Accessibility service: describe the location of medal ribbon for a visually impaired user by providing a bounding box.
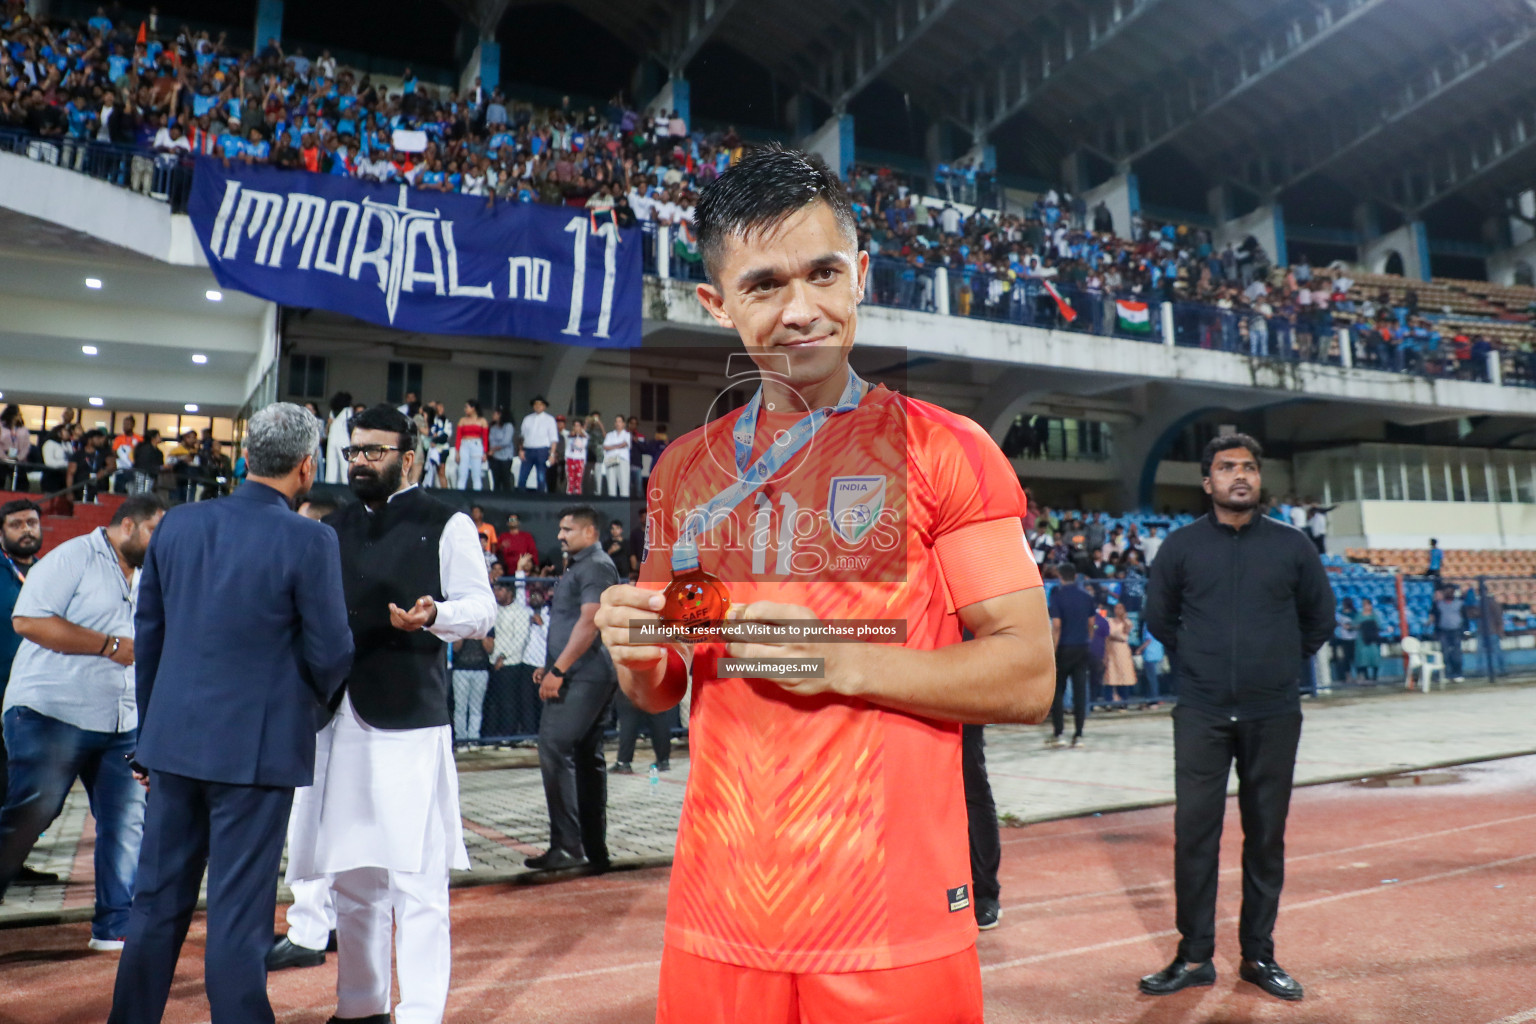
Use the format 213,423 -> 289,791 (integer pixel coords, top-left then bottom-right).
671,367 -> 865,572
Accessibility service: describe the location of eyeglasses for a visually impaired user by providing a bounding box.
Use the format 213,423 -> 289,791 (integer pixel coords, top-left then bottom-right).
341,444 -> 402,463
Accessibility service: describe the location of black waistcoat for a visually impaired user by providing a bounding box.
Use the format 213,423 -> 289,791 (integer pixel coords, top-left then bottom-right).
326,488 -> 457,729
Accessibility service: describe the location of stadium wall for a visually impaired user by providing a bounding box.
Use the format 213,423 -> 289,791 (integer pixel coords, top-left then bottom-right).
1328,500 -> 1536,552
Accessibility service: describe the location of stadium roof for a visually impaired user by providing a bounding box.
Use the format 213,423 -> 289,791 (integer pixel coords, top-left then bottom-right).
496,0 -> 1536,214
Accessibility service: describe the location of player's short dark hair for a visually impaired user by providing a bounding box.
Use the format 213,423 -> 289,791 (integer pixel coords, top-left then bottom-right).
351,403 -> 418,453
559,504 -> 600,532
115,493 -> 166,527
1200,433 -> 1263,478
0,498 -> 42,524
695,144 -> 856,283
1057,563 -> 1078,582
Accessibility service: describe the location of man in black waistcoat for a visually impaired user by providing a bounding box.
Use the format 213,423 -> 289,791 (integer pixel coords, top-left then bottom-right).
525,505 -> 620,872
283,404 -> 495,1024
1139,434 -> 1334,1003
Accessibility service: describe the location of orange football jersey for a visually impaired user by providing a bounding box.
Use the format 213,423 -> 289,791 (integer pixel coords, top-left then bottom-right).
640,382 -> 1041,973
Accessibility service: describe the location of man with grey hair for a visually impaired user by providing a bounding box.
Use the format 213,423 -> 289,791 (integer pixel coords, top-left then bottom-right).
108,402 -> 353,1024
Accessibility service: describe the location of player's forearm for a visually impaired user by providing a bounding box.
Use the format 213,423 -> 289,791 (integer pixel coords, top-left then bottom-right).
848,632 -> 1056,725
617,645 -> 689,713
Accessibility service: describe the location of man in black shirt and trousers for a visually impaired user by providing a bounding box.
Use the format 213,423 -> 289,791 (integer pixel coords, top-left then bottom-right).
1139,434 -> 1333,1002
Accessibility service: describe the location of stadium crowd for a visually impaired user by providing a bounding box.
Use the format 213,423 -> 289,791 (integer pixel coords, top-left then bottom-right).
3,1 -> 1533,384
847,164 -> 1536,383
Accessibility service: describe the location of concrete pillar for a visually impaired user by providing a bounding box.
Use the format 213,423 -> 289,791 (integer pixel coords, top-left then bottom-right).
970,370 -> 1046,444
925,122 -> 954,179
1206,183 -> 1235,224
786,92 -> 816,142
959,140 -> 997,173
1209,197 -> 1288,269
1081,171 -> 1140,241
1486,236 -> 1536,286
253,0 -> 282,54
536,345 -> 594,421
1353,200 -> 1382,242
1060,150 -> 1089,195
1488,349 -> 1503,387
632,61 -> 663,113
646,76 -> 690,132
459,34 -> 500,97
1161,301 -> 1175,347
803,112 -> 855,180
657,225 -> 671,280
1360,221 -> 1431,281
1338,326 -> 1353,369
932,266 -> 949,316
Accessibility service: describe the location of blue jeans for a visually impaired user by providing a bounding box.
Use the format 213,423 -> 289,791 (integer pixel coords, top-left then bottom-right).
519,447 -> 550,491
0,706 -> 145,940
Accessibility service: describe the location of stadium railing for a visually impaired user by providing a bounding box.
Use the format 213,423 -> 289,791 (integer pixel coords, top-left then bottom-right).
0,127 -> 194,210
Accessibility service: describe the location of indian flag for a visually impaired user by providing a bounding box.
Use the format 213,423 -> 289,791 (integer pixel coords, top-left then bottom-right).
1116,299 -> 1151,333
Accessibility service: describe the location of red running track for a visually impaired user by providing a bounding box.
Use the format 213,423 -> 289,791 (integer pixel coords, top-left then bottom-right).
3,755 -> 1534,1024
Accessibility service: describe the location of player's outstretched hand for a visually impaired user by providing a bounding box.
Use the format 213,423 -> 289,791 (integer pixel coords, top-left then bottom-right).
596,585 -> 670,675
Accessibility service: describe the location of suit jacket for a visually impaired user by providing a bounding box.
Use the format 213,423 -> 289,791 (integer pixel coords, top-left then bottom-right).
134,481 -> 353,787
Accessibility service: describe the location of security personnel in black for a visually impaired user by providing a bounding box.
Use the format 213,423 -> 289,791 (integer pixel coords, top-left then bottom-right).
1140,434 -> 1334,1002
526,504 -> 620,872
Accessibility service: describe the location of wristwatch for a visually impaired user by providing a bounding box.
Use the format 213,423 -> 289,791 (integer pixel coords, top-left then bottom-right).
547,665 -> 566,679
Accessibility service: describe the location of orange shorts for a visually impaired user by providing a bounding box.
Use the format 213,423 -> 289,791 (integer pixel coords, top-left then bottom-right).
655,944 -> 985,1024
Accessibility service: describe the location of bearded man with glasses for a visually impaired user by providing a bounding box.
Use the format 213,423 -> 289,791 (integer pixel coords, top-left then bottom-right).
283,404 -> 495,1024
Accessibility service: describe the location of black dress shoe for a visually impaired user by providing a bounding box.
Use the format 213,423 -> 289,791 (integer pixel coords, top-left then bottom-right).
267,936 -> 326,970
974,897 -> 1001,931
325,1015 -> 391,1024
1240,959 -> 1304,1001
608,762 -> 633,774
524,848 -> 586,871
13,865 -> 60,885
1139,958 -> 1217,995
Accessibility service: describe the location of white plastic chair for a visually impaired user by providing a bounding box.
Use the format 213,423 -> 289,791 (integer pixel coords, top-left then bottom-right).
1400,636 -> 1444,692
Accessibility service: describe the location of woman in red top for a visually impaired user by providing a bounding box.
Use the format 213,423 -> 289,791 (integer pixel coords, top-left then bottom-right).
455,400 -> 489,490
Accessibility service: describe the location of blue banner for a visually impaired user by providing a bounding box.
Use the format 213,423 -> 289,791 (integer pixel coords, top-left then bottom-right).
188,159 -> 642,348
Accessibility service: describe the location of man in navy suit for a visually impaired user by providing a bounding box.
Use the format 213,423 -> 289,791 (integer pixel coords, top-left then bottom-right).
108,403 -> 353,1024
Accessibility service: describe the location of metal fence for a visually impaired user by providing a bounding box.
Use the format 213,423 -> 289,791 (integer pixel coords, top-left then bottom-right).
1035,569 -> 1534,716
0,127 -> 194,210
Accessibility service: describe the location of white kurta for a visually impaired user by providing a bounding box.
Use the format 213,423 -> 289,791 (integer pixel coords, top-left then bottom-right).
324,411 -> 352,485
286,493 -> 495,882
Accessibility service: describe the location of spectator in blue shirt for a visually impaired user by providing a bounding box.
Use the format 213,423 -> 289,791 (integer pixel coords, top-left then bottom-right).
216,121 -> 244,160
87,7 -> 112,35
242,127 -> 270,163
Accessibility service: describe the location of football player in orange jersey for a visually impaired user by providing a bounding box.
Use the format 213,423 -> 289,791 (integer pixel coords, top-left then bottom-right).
595,145 -> 1055,1024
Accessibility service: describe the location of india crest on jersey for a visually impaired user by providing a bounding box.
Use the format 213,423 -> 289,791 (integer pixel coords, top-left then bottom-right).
827,476 -> 886,545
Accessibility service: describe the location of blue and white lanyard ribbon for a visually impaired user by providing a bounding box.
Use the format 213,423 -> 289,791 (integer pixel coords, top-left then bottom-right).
671,368 -> 865,572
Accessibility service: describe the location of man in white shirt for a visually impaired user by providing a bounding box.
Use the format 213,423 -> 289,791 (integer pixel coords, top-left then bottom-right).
285,406 -> 494,1024
628,185 -> 656,222
601,415 -> 632,498
483,577 -> 532,738
518,396 -> 560,492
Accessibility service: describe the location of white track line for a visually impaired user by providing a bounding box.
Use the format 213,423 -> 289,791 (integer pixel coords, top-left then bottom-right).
1000,811 -> 1536,914
980,851 -> 1536,973
1485,1009 -> 1536,1024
